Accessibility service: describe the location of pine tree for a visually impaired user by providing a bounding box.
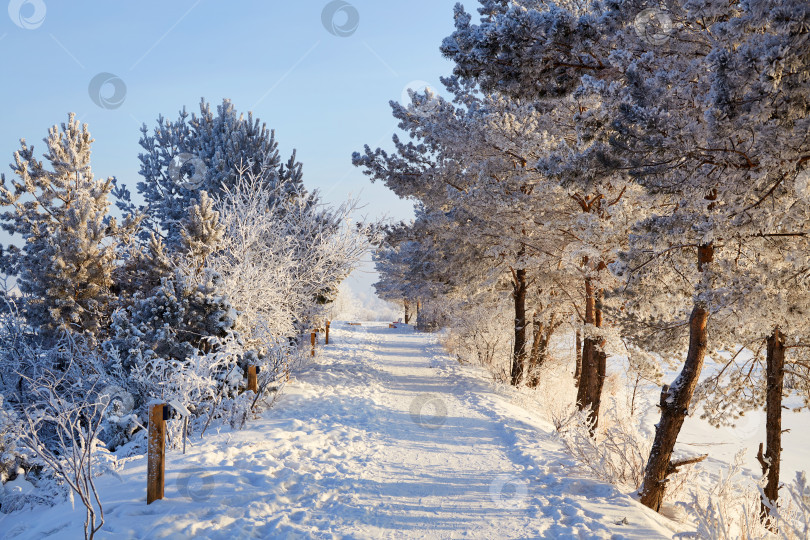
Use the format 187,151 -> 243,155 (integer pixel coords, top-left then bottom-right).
105,195 -> 233,370
135,98 -> 306,246
0,114 -> 140,340
441,0 -> 810,512
179,191 -> 224,273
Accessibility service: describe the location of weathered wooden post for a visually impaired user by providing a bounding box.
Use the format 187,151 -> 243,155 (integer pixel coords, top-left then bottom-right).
325,320 -> 330,345
147,403 -> 168,504
311,331 -> 316,356
246,365 -> 258,393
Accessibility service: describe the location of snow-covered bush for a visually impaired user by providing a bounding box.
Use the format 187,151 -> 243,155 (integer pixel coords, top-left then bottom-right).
209,164 -> 369,340
129,338 -> 237,433
0,394 -> 22,485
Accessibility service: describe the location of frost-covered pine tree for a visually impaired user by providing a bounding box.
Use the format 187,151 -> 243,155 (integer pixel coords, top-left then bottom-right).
371,235 -> 417,323
0,114 -> 140,340
603,0 -> 809,511
179,191 -> 224,274
106,191 -> 233,369
358,8 -> 642,426
356,83 -> 594,387
681,0 -> 810,520
133,98 -> 306,246
439,0 -> 810,511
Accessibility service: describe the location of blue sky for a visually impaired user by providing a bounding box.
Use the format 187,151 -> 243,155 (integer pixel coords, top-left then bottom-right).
0,0 -> 462,295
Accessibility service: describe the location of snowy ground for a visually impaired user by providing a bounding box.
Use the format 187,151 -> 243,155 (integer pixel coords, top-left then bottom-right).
2,322 -> 686,539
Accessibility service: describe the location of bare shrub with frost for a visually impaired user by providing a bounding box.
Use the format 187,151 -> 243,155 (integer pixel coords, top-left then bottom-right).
17,360 -> 116,540
774,472 -> 810,539
680,451 -> 809,539
558,399 -> 651,488
524,355 -> 578,430
442,293 -> 513,378
211,164 -> 370,341
556,392 -> 699,500
680,451 -> 770,539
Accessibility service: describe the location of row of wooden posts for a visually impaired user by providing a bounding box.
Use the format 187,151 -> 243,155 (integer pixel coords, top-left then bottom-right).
147,320 -> 332,504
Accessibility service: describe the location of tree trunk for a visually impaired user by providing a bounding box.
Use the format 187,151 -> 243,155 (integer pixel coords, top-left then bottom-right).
639,243 -> 713,512
591,343 -> 607,428
404,300 -> 411,325
576,278 -> 606,428
527,314 -> 556,388
592,290 -> 607,425
526,316 -> 544,386
574,329 -> 582,387
510,267 -> 528,386
415,300 -> 421,331
758,328 -> 785,527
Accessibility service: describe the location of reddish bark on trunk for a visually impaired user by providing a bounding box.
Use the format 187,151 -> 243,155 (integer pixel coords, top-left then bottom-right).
526,314 -> 557,388
576,278 -> 606,428
510,267 -> 528,386
639,243 -> 713,511
574,329 -> 582,387
758,328 -> 785,527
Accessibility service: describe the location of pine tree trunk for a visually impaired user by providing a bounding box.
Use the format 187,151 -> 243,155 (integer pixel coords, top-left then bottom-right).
404,300 -> 411,324
591,344 -> 607,428
574,329 -> 582,387
526,315 -> 560,388
576,278 -> 605,427
639,243 -> 713,512
758,328 -> 785,526
511,267 -> 528,386
593,290 -> 606,424
526,315 -> 547,388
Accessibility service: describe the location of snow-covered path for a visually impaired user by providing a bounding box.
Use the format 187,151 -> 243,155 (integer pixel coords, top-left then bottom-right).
1,322 -> 679,539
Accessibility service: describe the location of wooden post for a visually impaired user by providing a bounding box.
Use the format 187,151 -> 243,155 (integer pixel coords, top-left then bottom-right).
147,403 -> 167,504
325,321 -> 330,345
311,331 -> 316,356
246,365 -> 258,393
